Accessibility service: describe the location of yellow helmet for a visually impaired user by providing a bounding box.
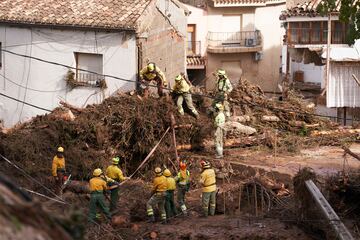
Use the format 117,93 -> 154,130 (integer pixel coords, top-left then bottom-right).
175,75 -> 182,81
112,157 -> 120,165
163,169 -> 171,177
154,167 -> 162,176
147,63 -> 155,72
93,168 -> 102,177
57,146 -> 64,153
215,103 -> 224,111
217,69 -> 226,76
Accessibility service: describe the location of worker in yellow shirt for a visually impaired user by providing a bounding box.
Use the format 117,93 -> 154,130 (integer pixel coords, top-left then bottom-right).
164,169 -> 177,218
199,160 -> 217,217
88,168 -> 111,222
139,62 -> 168,97
147,167 -> 168,223
106,157 -> 129,212
51,146 -> 66,193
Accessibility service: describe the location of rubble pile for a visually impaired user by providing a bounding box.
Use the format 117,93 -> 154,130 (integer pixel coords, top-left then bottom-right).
0,94 -> 211,188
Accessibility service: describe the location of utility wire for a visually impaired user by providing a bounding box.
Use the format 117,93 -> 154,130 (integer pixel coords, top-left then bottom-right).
0,92 -> 52,112
3,48 -> 360,123
0,72 -> 67,93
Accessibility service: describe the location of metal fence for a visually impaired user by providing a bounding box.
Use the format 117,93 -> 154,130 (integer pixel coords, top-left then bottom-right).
76,72 -> 104,87
187,41 -> 201,56
207,31 -> 262,47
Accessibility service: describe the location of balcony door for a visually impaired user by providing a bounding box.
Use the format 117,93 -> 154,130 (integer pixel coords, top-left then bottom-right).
187,24 -> 196,55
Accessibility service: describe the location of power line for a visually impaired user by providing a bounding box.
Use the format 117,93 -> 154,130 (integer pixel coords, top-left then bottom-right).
0,72 -> 67,93
0,92 -> 52,112
3,48 -> 360,123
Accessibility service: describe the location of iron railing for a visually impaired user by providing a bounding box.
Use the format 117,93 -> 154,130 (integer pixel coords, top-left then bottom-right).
187,41 -> 201,56
76,71 -> 104,87
207,31 -> 262,47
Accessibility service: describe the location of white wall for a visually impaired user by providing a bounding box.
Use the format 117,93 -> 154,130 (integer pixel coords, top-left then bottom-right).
184,4 -> 208,56
0,26 -> 137,127
291,60 -> 324,85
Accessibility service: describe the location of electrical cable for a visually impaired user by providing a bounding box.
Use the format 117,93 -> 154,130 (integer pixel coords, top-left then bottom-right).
3,48 -> 360,123
0,72 -> 67,92
0,92 -> 52,112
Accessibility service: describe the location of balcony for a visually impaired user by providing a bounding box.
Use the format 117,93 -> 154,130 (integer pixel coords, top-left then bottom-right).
187,41 -> 206,69
207,31 -> 262,53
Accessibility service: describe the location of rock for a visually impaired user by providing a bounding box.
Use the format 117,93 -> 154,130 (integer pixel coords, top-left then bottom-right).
223,121 -> 257,135
131,223 -> 140,232
111,215 -> 129,226
262,115 -> 280,122
231,115 -> 251,123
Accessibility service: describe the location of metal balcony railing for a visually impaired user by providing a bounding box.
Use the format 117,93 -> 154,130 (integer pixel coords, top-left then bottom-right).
207,31 -> 262,47
187,41 -> 201,56
76,71 -> 104,87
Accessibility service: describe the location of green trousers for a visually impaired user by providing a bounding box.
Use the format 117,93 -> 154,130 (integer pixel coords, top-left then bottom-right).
165,190 -> 177,218
177,185 -> 187,213
176,93 -> 198,116
213,92 -> 230,118
215,127 -> 224,157
88,192 -> 111,222
146,192 -> 166,220
202,191 -> 216,217
110,187 -> 119,212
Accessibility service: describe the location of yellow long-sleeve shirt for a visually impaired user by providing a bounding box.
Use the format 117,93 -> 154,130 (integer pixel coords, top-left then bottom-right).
153,175 -> 168,192
172,79 -> 190,94
106,165 -> 126,182
52,156 -> 65,177
166,177 -> 176,191
139,66 -> 167,85
200,168 -> 216,193
89,177 -> 108,192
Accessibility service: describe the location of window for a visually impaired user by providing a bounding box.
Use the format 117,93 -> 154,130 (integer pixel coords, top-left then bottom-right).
333,21 -> 345,43
300,22 -> 310,43
289,22 -> 299,43
311,22 -> 321,43
187,24 -> 196,55
71,52 -> 105,88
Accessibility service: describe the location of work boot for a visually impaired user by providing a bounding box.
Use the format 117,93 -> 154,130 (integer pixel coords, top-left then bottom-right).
147,215 -> 155,223
161,219 -> 167,225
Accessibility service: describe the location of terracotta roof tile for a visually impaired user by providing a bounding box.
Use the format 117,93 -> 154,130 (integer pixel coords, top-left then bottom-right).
279,0 -> 358,19
187,56 -> 206,66
0,0 -> 151,30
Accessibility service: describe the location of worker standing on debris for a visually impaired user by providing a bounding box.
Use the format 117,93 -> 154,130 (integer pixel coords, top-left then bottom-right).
164,169 -> 177,218
147,167 -> 167,223
213,69 -> 233,118
51,146 -> 66,193
214,103 -> 226,158
88,168 -> 111,222
139,62 -> 168,97
175,161 -> 190,216
106,157 -> 129,212
199,160 -> 217,217
172,74 -> 199,118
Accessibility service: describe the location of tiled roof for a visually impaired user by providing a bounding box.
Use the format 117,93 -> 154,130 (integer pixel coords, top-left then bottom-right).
187,56 -> 206,66
212,0 -> 286,6
279,0 -> 356,19
0,0 -> 151,30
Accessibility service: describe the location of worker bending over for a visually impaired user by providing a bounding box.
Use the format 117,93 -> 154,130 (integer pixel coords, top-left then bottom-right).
199,160 -> 217,217
139,62 -> 167,97
172,74 -> 199,118
147,167 -> 168,223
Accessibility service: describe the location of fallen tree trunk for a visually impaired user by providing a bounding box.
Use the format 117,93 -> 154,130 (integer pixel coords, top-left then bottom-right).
342,146 -> 360,161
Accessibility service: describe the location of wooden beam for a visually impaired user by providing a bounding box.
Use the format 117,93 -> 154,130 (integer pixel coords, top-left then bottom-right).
342,145 -> 360,161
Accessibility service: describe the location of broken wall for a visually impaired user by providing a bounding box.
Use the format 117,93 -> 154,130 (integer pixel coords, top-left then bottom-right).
137,0 -> 187,89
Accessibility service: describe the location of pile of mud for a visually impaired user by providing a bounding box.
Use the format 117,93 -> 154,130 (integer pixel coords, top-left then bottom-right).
0,94 -> 212,188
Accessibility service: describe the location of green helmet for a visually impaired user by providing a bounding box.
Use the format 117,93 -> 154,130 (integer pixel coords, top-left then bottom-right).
175,75 -> 182,81
217,69 -> 226,76
112,157 -> 120,165
147,63 -> 155,72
